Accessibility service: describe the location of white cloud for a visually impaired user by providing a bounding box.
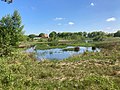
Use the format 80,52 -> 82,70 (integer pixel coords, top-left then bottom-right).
106,17 -> 116,22
68,22 -> 75,25
90,3 -> 94,6
54,17 -> 65,21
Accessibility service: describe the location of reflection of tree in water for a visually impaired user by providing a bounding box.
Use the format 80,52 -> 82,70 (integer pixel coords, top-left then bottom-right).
49,51 -> 53,55
39,51 -> 48,56
92,46 -> 96,52
49,50 -> 62,55
37,51 -> 48,61
36,47 -> 100,60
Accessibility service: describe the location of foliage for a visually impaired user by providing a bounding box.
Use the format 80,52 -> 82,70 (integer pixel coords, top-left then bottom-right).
114,30 -> 120,37
57,32 -> 86,40
93,35 -> 106,41
28,34 -> 36,41
0,10 -> 24,56
48,37 -> 58,46
48,31 -> 59,46
49,31 -> 57,39
39,33 -> 45,37
88,31 -> 106,38
94,40 -> 120,49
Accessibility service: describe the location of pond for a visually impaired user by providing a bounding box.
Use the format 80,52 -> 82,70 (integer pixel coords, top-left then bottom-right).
26,46 -> 100,60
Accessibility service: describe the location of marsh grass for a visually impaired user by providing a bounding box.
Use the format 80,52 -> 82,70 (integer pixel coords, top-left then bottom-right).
0,45 -> 120,89
36,41 -> 94,50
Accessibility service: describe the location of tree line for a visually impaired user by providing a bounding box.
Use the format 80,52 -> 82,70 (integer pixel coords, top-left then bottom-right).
28,30 -> 120,42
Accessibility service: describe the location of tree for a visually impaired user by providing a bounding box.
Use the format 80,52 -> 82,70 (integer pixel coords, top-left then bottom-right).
39,33 -> 45,37
77,32 -> 82,36
114,30 -> 120,37
49,31 -> 57,40
82,32 -> 87,37
0,10 -> 24,56
28,34 -> 36,41
107,33 -> 114,37
48,31 -> 58,45
87,31 -> 105,38
49,31 -> 58,41
93,35 -> 106,41
1,0 -> 13,4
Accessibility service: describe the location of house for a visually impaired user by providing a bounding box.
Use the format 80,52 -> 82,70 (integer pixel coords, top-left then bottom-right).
43,34 -> 49,38
33,34 -> 49,40
40,34 -> 49,38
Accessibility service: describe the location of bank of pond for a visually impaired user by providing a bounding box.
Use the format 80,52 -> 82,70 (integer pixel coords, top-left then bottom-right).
26,46 -> 100,60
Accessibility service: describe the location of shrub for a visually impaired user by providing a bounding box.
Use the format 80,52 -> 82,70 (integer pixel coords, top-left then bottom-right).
0,10 -> 24,56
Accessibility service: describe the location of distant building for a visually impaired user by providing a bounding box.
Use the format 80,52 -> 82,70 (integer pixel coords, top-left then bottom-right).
40,34 -> 49,38
33,34 -> 49,40
43,34 -> 49,38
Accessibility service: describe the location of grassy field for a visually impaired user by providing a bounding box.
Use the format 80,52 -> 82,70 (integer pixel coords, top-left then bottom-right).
0,45 -> 120,89
36,42 -> 94,50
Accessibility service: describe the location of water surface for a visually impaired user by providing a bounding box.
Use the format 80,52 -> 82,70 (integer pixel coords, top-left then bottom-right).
26,46 -> 100,60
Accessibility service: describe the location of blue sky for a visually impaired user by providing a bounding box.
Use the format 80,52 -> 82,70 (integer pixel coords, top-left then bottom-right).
0,0 -> 120,35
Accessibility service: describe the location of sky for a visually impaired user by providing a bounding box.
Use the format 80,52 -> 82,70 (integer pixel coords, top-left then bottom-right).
0,0 -> 120,35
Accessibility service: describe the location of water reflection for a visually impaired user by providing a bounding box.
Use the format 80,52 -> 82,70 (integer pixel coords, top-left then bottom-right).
26,46 -> 100,60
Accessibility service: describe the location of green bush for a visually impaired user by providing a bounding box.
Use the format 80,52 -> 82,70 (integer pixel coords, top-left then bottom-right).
0,10 -> 24,56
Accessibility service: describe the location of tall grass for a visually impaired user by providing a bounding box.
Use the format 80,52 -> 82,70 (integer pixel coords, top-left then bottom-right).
0,46 -> 120,89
